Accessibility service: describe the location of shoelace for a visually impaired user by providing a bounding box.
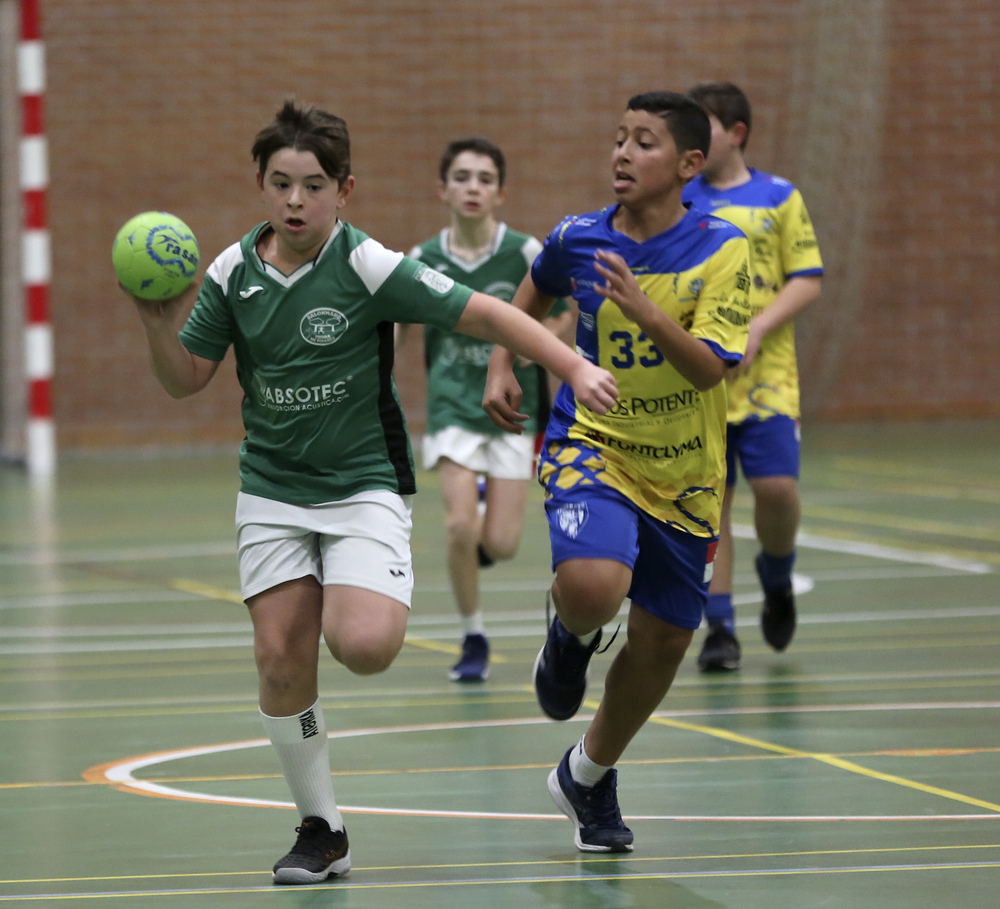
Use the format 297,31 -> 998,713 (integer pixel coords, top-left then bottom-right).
578,772 -> 625,826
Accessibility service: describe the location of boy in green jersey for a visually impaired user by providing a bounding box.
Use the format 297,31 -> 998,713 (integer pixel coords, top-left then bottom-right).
123,102 -> 617,885
404,137 -> 572,683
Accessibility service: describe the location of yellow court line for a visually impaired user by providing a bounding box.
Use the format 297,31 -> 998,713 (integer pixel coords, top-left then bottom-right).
801,504 -> 1000,544
820,473 -> 1000,506
167,578 -> 507,662
4,864 -> 1000,899
167,579 -> 243,604
632,709 -> 1000,814
5,842 -> 1000,886
7,746 -> 1000,793
829,456 -> 1000,491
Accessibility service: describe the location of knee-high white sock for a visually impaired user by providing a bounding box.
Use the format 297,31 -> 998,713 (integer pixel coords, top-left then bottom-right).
260,699 -> 343,831
568,736 -> 614,787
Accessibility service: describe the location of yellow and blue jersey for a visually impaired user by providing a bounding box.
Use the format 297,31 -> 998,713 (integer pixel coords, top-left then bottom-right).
531,205 -> 751,537
684,169 -> 823,422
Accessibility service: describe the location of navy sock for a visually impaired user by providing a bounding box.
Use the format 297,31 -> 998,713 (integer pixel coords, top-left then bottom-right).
705,593 -> 735,634
757,550 -> 796,591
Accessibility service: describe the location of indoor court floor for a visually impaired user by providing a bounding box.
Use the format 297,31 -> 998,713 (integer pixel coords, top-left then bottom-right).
1,420 -> 999,908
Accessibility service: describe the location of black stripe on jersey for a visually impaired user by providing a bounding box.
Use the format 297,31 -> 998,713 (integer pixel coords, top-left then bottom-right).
376,321 -> 416,495
533,363 -> 552,428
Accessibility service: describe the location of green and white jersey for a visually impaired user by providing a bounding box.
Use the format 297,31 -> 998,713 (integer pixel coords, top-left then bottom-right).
179,220 -> 472,504
409,223 -> 567,436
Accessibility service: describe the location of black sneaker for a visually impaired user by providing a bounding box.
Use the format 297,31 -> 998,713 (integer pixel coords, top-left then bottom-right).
449,633 -> 490,682
697,625 -> 742,672
272,817 -> 351,885
757,554 -> 796,651
533,610 -> 602,721
547,747 -> 634,853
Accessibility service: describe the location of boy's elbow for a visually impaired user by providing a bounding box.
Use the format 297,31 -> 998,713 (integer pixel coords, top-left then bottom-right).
692,360 -> 729,391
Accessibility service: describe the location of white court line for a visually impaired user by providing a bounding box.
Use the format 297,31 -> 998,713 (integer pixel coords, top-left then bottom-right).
0,525 -> 992,572
91,710 -> 1000,821
5,596 -> 1000,655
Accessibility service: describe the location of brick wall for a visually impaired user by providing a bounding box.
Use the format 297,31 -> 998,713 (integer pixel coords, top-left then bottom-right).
26,0 -> 1000,449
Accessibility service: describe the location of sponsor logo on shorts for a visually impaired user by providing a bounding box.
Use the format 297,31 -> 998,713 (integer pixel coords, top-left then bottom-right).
298,708 -> 319,739
300,308 -> 349,346
389,569 -> 406,578
556,503 -> 589,539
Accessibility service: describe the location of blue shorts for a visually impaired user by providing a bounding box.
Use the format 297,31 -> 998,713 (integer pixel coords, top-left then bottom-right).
544,482 -> 717,630
726,415 -> 800,486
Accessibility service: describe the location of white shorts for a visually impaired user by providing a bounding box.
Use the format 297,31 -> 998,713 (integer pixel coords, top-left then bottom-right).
422,426 -> 535,479
235,490 -> 414,605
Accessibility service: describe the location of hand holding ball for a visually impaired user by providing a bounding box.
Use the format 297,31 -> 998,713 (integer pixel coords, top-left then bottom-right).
112,211 -> 199,300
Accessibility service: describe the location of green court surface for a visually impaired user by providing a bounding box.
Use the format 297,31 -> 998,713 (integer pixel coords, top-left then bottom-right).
1,420 -> 999,908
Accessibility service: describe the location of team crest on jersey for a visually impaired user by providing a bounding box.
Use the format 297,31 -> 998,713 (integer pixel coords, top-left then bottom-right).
483,280 -> 517,303
556,503 -> 589,539
300,308 -> 349,346
414,264 -> 455,294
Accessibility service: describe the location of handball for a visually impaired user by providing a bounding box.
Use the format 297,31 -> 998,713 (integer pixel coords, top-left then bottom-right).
112,211 -> 199,300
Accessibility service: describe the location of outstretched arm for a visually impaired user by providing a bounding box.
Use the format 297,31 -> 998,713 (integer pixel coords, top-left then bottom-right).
124,282 -> 220,398
481,274 -> 558,432
455,288 -> 617,432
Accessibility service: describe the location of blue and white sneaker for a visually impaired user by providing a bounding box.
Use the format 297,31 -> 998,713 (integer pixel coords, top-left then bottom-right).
547,747 -> 634,853
449,633 -> 490,682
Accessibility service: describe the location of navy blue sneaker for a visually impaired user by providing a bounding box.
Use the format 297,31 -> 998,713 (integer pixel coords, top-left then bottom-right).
757,555 -> 796,651
697,625 -> 742,672
449,633 -> 490,682
547,747 -> 634,853
272,817 -> 351,885
533,612 -> 602,721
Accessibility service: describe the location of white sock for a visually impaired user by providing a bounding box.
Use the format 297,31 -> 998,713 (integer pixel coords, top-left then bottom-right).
575,628 -> 599,646
260,699 -> 343,831
568,737 -> 613,788
461,612 -> 487,637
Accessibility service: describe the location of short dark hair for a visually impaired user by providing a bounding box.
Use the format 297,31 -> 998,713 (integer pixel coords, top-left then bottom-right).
626,91 -> 711,158
251,101 -> 351,185
688,81 -> 753,150
438,137 -> 507,187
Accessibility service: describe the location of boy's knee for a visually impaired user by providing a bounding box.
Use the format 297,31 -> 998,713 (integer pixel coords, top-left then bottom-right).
480,531 -> 519,562
444,512 -> 478,545
255,644 -> 315,697
553,563 -> 631,630
325,631 -> 401,675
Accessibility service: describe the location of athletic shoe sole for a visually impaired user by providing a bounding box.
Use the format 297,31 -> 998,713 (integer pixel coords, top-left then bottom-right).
547,767 -> 633,853
272,849 -> 351,885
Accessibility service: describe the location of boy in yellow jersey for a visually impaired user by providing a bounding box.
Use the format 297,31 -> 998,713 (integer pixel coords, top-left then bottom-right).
485,92 -> 751,852
684,82 -> 823,671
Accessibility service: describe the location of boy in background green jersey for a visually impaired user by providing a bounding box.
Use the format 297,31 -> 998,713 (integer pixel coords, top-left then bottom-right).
123,102 -> 616,885
403,137 -> 572,683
